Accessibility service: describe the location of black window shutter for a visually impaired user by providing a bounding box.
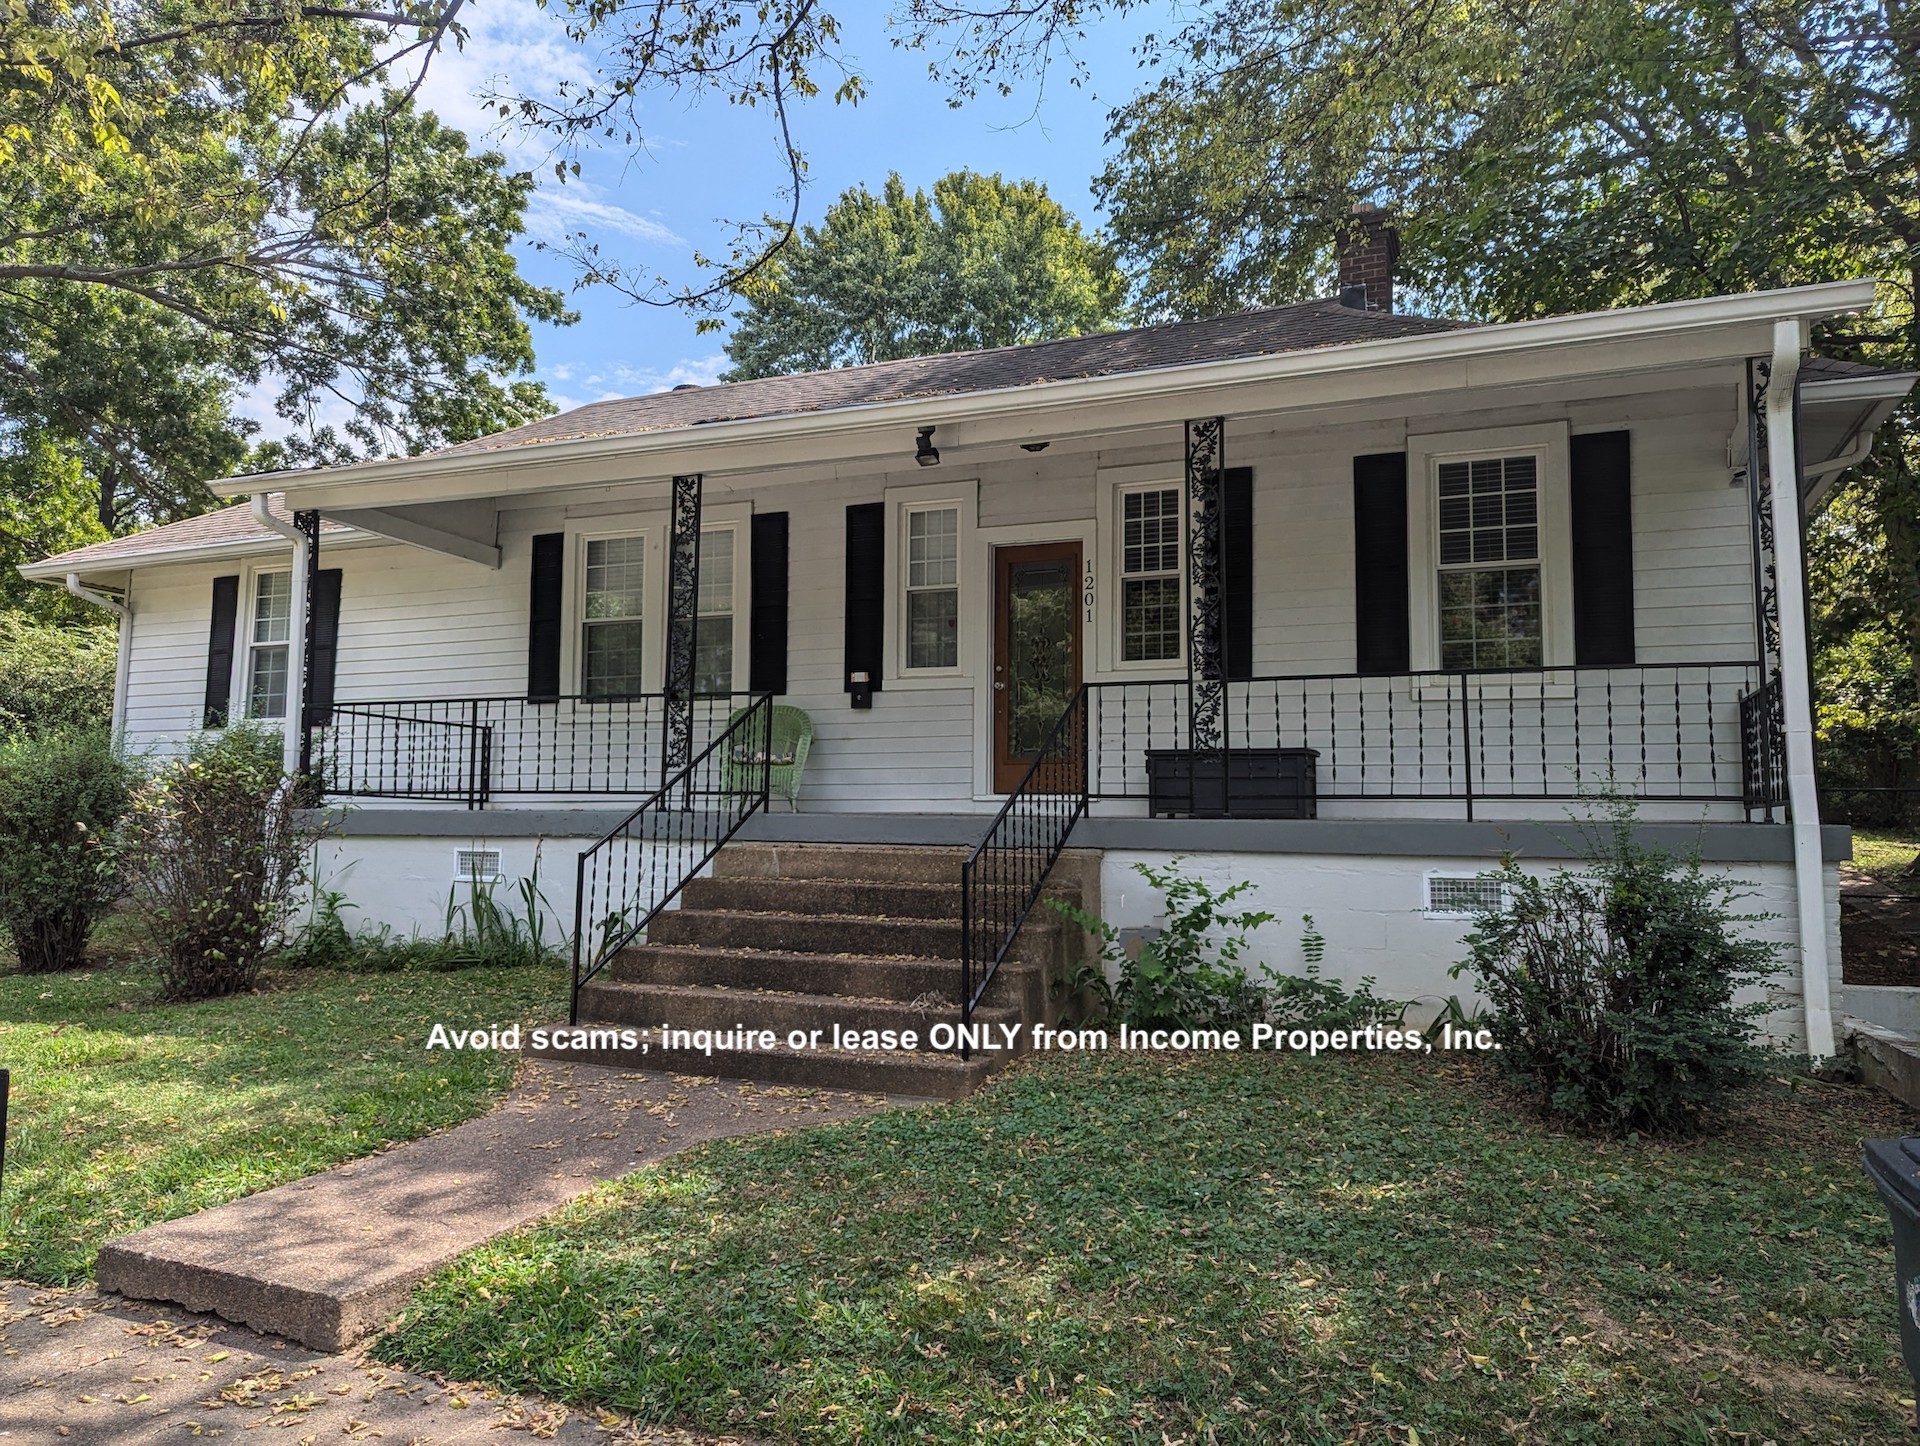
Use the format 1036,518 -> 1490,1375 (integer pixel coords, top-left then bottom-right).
527,532 -> 564,700
749,511 -> 790,695
1352,452 -> 1410,675
1570,430 -> 1635,666
1222,467 -> 1254,681
844,502 -> 885,693
307,568 -> 344,723
203,575 -> 240,728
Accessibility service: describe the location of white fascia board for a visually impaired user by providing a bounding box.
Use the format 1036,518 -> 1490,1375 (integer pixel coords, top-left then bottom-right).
1801,371 -> 1918,406
16,526 -> 386,582
220,280 -> 1879,512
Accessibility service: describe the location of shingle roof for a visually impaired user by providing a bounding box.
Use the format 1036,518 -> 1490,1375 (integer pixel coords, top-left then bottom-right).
431,300 -> 1473,458
20,495 -> 352,576
1800,355 -> 1900,383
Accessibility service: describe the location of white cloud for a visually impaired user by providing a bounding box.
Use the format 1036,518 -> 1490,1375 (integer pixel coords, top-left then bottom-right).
524,187 -> 684,249
540,353 -> 728,403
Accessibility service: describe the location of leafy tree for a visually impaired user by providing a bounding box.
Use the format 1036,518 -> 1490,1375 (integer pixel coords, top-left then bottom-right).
1079,0 -> 1919,810
722,171 -> 1124,378
2,1 -> 572,531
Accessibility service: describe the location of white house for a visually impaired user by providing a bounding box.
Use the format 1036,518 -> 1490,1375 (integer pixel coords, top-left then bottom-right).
24,226 -> 1915,1092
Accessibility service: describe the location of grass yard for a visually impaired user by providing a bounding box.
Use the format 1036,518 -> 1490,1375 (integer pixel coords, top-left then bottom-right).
388,1049 -> 1918,1444
0,956 -> 564,1282
1851,827 -> 1920,891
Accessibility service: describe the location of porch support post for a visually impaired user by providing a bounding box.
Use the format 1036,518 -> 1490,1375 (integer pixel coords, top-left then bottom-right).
663,473 -> 703,783
1763,318 -> 1835,1059
1184,418 -> 1227,774
293,509 -> 321,781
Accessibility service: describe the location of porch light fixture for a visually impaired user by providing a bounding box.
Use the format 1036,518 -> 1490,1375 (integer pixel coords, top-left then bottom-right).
1020,441 -> 1050,453
915,426 -> 940,467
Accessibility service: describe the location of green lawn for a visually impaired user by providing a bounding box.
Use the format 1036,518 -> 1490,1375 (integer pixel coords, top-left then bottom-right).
387,1050 -> 1918,1443
1852,827 -> 1920,890
0,956 -> 564,1282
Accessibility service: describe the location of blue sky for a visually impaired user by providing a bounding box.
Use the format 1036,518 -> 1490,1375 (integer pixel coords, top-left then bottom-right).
412,0 -> 1171,414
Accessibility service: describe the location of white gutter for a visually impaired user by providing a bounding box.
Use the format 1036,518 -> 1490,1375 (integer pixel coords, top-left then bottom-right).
65,573 -> 132,741
211,279 -> 1881,505
1764,320 -> 1836,1058
251,495 -> 308,777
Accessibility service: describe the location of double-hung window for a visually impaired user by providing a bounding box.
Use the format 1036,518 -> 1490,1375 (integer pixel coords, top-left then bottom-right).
1120,486 -> 1181,663
246,571 -> 292,719
1435,455 -> 1542,670
905,506 -> 959,671
582,535 -> 645,697
695,527 -> 736,694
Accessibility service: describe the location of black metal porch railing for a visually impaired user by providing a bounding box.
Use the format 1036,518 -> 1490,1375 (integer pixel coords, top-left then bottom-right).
569,695 -> 773,1023
959,685 -> 1090,1056
1086,660 -> 1771,816
1740,672 -> 1787,820
308,692 -> 748,805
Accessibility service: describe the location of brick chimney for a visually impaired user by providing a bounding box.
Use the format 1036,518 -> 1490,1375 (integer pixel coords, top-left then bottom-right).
1337,203 -> 1399,312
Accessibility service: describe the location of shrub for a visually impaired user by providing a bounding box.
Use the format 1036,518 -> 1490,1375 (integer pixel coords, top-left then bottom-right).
0,727 -> 134,972
1261,916 -> 1407,1030
1451,802 -> 1783,1136
127,723 -> 321,999
1054,860 -> 1275,1028
0,615 -> 118,737
283,870 -> 562,973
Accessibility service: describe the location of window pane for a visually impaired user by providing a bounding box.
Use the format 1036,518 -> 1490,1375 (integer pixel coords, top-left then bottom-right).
1122,576 -> 1182,662
253,571 -> 292,645
585,536 -> 644,620
1123,489 -> 1180,576
1436,455 -> 1539,569
907,588 -> 959,670
248,644 -> 289,718
908,509 -> 958,589
583,619 -> 644,697
1438,566 -> 1543,670
694,615 -> 733,694
698,529 -> 734,616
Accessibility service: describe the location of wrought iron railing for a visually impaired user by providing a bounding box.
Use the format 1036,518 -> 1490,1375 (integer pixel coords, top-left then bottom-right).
569,695 -> 773,1023
1740,672 -> 1787,820
1087,660 -> 1767,817
959,685 -> 1089,1057
308,692 -> 748,805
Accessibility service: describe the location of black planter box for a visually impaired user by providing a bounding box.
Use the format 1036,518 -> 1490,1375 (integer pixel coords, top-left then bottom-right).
1145,747 -> 1319,819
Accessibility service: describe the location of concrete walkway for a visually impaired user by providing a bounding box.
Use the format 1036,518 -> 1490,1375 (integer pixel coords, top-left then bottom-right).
94,1060 -> 903,1353
0,1281 -> 757,1444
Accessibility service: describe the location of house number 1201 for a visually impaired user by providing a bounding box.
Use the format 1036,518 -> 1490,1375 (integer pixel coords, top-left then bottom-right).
1083,565 -> 1096,624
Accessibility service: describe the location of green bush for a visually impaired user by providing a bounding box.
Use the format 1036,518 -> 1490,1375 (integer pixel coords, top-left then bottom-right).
1054,860 -> 1275,1028
1451,802 -> 1783,1136
283,872 -> 562,973
1262,916 -> 1407,1030
0,615 -> 118,737
0,727 -> 135,972
126,723 -> 321,999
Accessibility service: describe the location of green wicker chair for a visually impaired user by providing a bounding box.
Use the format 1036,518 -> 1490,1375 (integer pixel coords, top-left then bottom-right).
721,704 -> 814,810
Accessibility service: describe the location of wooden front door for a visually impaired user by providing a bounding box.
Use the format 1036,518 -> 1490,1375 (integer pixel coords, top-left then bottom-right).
992,541 -> 1084,792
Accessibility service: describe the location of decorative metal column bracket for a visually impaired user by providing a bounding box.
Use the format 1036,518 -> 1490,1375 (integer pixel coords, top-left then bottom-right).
293,508 -> 321,781
662,473 -> 704,784
1184,418 -> 1228,802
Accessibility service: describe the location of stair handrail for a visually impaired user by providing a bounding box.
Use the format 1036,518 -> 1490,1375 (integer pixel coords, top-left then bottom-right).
569,693 -> 773,1023
959,685 -> 1090,1054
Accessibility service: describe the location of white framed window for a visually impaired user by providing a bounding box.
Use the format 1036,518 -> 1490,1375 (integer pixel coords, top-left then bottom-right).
581,532 -> 646,698
245,570 -> 293,719
1435,454 -> 1542,671
1407,423 -> 1574,675
904,504 -> 960,672
695,526 -> 738,694
1119,485 -> 1182,664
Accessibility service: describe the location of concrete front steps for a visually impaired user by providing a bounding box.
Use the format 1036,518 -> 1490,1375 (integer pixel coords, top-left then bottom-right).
529,842 -> 1096,1099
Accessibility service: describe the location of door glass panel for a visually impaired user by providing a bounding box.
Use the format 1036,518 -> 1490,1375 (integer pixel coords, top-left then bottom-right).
1005,559 -> 1074,759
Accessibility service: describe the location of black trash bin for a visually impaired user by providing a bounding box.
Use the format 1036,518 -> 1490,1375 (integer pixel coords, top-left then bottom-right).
1863,1137 -> 1920,1420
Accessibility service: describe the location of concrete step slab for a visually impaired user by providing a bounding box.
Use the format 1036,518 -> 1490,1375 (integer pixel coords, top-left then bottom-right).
649,906 -> 1063,964
607,943 -> 1043,1010
713,842 -> 972,884
93,1061 -> 900,1353
577,978 -> 1021,1047
683,874 -> 967,919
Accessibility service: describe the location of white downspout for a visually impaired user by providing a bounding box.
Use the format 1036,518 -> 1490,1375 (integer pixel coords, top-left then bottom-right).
65,573 -> 132,741
1764,317 -> 1835,1058
252,494 -> 309,777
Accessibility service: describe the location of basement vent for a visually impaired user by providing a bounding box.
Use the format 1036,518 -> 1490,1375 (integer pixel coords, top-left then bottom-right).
454,848 -> 504,883
1424,873 -> 1507,919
